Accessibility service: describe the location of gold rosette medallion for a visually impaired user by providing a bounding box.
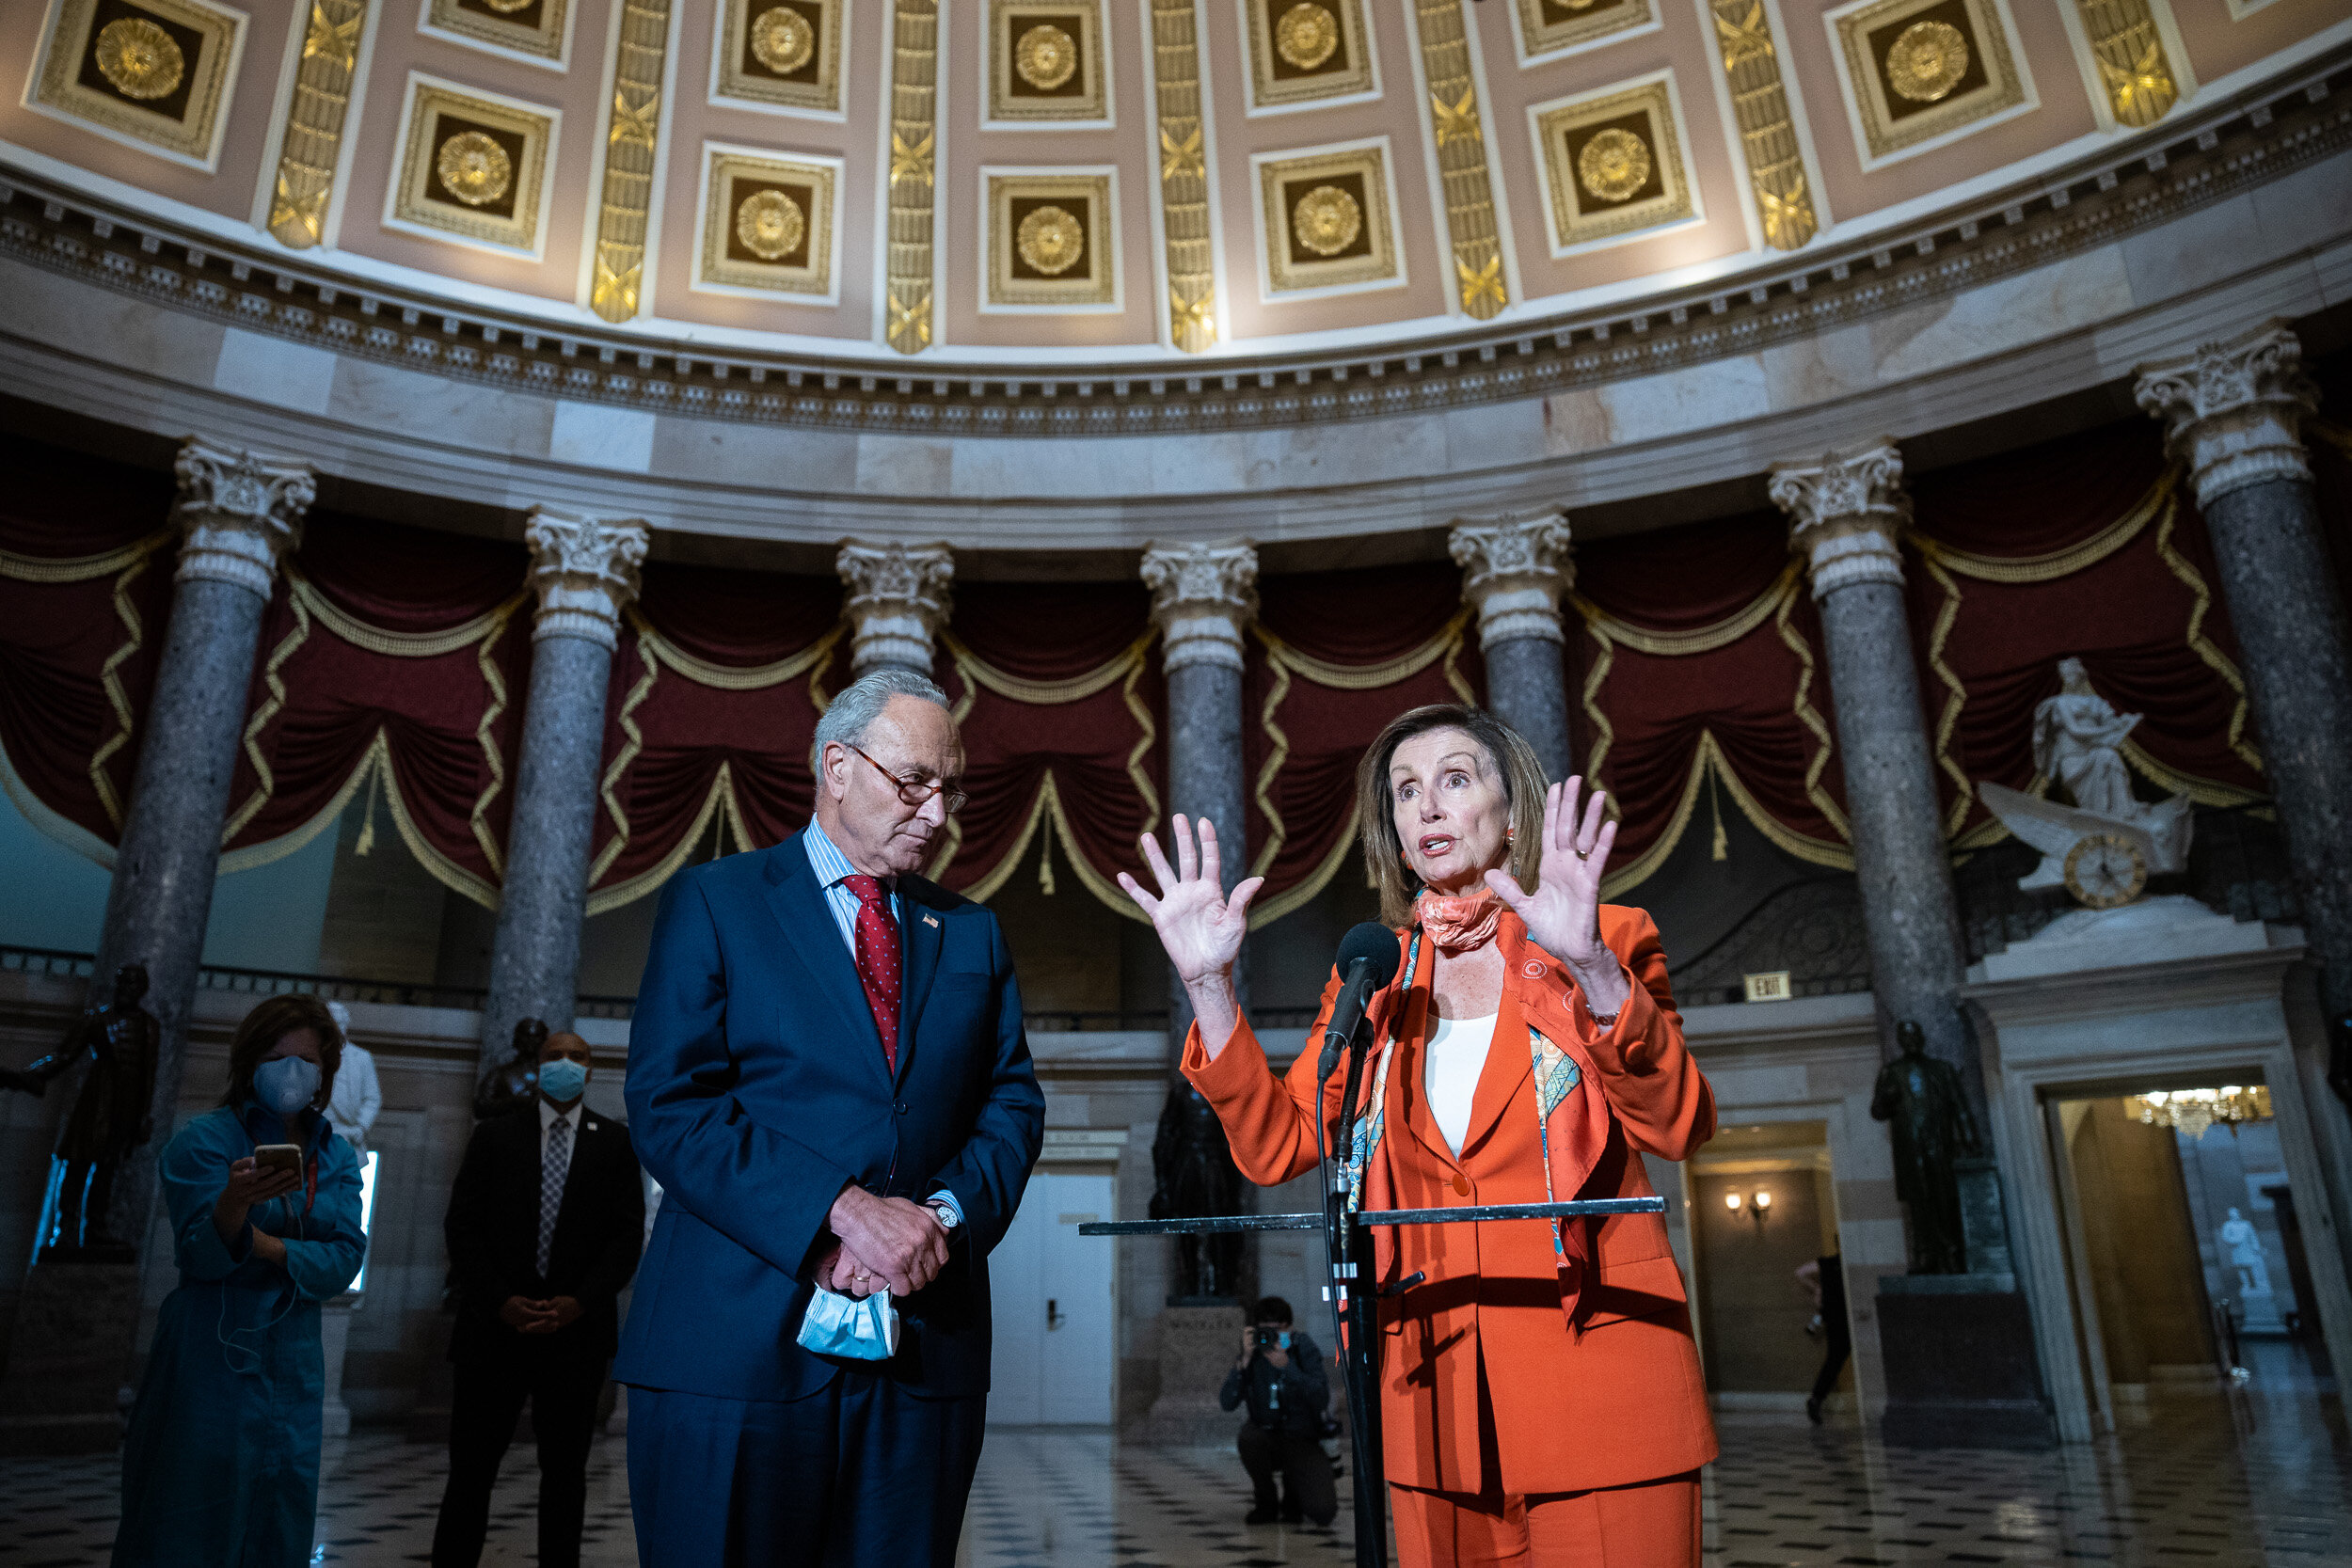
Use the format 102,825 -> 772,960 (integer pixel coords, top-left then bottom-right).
437,131 -> 513,206
1885,19 -> 1969,103
94,16 -> 185,101
750,7 -> 816,74
735,189 -> 807,260
1291,184 -> 1362,256
1014,24 -> 1078,90
1576,128 -> 1652,203
1274,3 -> 1340,71
1016,204 -> 1085,274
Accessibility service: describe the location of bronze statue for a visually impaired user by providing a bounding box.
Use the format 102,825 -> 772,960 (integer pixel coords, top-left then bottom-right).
1869,1020 -> 1981,1275
0,963 -> 160,1259
1151,1084 -> 1245,1301
473,1016 -> 548,1120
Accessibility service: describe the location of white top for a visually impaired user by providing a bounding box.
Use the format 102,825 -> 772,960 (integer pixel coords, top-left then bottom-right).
1422,1012 -> 1499,1159
326,1042 -> 381,1148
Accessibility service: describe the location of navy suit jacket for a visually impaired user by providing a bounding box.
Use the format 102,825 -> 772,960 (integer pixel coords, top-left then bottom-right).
612,831 -> 1045,1401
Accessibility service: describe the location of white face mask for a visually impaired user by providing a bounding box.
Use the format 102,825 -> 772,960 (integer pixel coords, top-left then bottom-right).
254,1056 -> 321,1117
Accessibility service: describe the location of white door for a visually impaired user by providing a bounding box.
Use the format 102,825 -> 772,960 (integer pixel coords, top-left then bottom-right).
989,1171 -> 1116,1425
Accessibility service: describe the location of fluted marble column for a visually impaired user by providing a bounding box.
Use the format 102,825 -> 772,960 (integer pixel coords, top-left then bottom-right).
1769,444 -> 1976,1088
837,541 -> 954,677
1450,511 -> 1575,781
479,508 -> 648,1085
94,439 -> 315,1243
2136,324 -> 2352,1023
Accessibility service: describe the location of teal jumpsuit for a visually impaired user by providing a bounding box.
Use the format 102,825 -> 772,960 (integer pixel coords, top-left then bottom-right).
113,1103 -> 365,1567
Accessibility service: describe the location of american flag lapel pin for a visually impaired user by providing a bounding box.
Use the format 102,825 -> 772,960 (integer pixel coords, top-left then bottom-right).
923,913 -> 939,928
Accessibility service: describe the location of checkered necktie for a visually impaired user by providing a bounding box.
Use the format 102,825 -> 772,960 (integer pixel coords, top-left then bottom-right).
537,1116 -> 571,1277
841,874 -> 903,1073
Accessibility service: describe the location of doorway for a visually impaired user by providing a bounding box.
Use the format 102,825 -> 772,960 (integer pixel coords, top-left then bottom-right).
1688,1121 -> 1850,1418
989,1169 -> 1118,1425
2048,1079 -> 2334,1432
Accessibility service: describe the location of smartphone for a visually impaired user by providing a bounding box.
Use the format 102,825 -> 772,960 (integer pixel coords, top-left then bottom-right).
253,1144 -> 302,1176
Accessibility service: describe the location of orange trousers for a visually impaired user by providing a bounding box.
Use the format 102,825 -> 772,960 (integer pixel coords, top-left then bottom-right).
1390,1471 -> 1702,1568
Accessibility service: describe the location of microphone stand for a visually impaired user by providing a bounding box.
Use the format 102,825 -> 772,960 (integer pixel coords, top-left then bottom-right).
1318,990 -> 1388,1567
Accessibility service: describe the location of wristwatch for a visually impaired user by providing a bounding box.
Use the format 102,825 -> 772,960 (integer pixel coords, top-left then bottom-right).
926,1198 -> 960,1233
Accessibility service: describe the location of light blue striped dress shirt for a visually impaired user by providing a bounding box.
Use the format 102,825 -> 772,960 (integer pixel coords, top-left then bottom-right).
802,817 -> 902,953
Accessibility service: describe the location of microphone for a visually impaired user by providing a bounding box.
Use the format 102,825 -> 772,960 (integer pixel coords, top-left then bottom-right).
1316,923 -> 1405,1085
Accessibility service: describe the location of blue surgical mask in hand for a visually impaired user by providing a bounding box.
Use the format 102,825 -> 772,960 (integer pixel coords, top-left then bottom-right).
797,1284 -> 900,1361
254,1057 -> 321,1117
537,1057 -> 588,1102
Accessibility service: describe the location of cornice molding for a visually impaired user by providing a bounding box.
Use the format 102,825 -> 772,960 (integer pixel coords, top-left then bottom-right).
2,48 -> 2346,442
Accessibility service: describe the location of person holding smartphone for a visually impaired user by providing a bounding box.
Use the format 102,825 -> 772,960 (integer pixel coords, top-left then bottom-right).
1219,1296 -> 1335,1527
113,993 -> 365,1568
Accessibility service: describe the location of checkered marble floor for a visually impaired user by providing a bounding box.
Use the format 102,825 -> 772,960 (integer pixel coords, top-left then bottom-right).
2,1380 -> 2344,1566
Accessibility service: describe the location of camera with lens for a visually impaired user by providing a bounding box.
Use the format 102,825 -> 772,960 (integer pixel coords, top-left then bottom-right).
1253,1327 -> 1283,1351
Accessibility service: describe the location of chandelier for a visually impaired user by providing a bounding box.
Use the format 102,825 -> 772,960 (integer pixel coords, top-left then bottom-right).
2126,1085 -> 2272,1138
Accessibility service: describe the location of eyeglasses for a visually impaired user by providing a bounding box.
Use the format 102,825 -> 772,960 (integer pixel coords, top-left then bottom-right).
845,742 -> 968,815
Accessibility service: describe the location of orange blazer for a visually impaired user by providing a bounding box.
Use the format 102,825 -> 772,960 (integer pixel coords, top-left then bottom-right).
1184,904 -> 1718,1497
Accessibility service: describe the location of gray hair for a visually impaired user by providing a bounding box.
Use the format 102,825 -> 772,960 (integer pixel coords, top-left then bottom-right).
814,667 -> 952,765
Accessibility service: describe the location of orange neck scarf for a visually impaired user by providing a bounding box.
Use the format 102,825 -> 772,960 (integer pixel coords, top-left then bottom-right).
1417,887 -> 1502,955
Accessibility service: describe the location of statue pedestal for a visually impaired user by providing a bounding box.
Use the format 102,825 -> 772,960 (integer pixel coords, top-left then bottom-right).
1876,1274 -> 2057,1449
320,1298 -> 355,1437
0,1259 -> 142,1454
1142,1302 -> 1245,1446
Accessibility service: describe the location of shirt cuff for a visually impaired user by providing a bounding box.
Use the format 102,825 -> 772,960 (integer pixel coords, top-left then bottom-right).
926,1189 -> 964,1227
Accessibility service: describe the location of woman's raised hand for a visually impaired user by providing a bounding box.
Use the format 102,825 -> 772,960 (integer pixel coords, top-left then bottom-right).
1485,778 -> 1630,1014
1119,815 -> 1263,986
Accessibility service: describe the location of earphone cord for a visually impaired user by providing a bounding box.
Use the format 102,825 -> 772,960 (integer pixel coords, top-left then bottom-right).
215,1196 -> 307,1377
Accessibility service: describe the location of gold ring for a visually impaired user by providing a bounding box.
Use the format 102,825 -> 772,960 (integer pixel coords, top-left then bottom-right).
1573,848 -> 1589,860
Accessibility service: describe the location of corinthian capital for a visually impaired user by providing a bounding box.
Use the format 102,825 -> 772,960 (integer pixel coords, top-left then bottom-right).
1768,440 -> 1910,599
836,541 -> 954,674
171,438 -> 316,597
2134,322 -> 2318,508
1449,511 -> 1574,647
524,507 -> 648,649
1142,541 -> 1258,673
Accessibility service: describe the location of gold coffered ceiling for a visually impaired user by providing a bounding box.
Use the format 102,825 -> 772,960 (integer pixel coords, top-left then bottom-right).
0,0 -> 2326,361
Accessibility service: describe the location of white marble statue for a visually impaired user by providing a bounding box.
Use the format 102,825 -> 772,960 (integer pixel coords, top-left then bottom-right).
1977,658 -> 2192,897
2219,1207 -> 2273,1297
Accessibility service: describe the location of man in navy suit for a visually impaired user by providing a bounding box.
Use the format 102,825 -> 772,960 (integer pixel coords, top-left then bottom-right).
615,667 -> 1045,1567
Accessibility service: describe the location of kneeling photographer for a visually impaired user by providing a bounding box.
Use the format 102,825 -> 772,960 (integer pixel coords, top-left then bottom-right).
1219,1297 -> 1337,1527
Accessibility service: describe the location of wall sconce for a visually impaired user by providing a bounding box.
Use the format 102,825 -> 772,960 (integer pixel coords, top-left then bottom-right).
1724,1190 -> 1742,1213
1724,1188 -> 1771,1227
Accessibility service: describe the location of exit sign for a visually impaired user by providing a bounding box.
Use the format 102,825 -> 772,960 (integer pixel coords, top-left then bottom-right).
1743,971 -> 1793,1003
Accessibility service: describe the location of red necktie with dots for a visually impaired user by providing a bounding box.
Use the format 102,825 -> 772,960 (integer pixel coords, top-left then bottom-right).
840,874 -> 902,1072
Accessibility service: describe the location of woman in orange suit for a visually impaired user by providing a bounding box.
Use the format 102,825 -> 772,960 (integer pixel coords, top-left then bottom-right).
1118,704 -> 1717,1568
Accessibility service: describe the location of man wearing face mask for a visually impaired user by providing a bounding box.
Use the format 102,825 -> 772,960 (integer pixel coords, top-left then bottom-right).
432,1032 -> 644,1568
1220,1297 -> 1336,1527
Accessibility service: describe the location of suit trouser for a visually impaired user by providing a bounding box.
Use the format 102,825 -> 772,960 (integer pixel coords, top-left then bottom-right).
1389,1472 -> 1702,1568
1237,1422 -> 1339,1524
430,1344 -> 605,1568
626,1372 -> 986,1568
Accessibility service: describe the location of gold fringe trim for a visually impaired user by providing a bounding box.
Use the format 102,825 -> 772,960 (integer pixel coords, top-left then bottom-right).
1597,732 -> 1852,897
291,570 -> 526,657
1913,469 -> 2170,583
585,763 -> 737,917
629,610 -> 843,691
0,528 -> 172,583
942,631 -> 1150,705
2120,739 -> 2264,809
1122,649 -> 1161,835
589,628 -> 660,886
1256,609 -> 1470,690
469,605 -> 518,879
2152,489 -> 2261,774
1569,563 -> 1799,657
87,545 -> 164,830
1248,800 -> 1361,930
1248,629 -> 1293,882
220,594 -> 314,844
1913,547 -> 1976,838
1772,580 -> 1851,841
1579,620 -> 1616,790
